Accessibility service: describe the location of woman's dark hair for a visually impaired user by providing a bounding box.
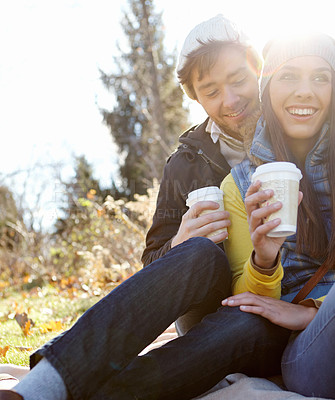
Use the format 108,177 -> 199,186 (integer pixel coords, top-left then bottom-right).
177,40 -> 262,100
261,72 -> 335,268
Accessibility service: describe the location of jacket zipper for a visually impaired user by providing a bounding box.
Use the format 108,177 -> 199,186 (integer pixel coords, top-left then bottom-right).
197,148 -> 228,175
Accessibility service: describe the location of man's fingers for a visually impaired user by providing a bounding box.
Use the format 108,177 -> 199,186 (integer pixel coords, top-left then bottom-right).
190,200 -> 220,216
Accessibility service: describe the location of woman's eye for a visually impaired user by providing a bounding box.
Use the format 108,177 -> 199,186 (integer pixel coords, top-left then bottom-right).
313,74 -> 330,83
279,72 -> 296,80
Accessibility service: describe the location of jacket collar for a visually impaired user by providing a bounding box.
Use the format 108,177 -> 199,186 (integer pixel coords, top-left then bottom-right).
179,118 -> 230,171
250,119 -> 330,165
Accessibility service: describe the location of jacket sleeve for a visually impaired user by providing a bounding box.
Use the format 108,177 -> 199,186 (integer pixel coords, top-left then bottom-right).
221,174 -> 283,298
141,154 -> 188,266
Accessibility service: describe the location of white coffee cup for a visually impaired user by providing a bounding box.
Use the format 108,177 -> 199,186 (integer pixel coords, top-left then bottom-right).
251,162 -> 302,237
186,186 -> 227,238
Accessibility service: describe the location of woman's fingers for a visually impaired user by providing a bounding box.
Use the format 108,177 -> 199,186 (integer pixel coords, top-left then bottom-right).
222,292 -> 283,310
245,182 -> 277,219
221,292 -> 317,330
222,292 -> 279,322
248,203 -> 282,234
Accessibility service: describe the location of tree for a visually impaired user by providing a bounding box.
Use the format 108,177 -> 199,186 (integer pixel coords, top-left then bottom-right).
54,155 -> 110,235
100,0 -> 189,198
0,185 -> 26,250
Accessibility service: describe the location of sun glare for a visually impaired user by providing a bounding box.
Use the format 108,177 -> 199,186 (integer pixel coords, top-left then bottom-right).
228,0 -> 335,58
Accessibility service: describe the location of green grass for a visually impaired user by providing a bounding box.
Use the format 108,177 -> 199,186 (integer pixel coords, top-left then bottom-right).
0,284 -> 105,366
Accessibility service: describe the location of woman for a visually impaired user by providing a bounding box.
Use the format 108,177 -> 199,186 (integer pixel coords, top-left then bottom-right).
2,33 -> 335,400
221,32 -> 335,397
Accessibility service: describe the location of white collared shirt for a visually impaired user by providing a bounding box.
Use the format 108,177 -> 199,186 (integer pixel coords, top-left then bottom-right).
206,119 -> 246,167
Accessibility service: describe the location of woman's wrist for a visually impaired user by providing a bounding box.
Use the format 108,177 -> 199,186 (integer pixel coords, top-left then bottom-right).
251,251 -> 280,275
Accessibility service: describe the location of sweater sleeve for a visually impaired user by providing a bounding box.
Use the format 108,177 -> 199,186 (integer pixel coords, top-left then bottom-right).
221,174 -> 283,298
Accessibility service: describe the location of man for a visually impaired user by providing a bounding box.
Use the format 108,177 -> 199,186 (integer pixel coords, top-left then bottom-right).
142,14 -> 262,333
0,16 -> 270,400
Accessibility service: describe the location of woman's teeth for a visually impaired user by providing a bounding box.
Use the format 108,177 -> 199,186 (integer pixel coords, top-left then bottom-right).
288,108 -> 315,116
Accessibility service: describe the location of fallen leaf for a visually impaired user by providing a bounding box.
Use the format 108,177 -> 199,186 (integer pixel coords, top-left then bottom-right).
22,320 -> 32,337
0,346 -> 10,357
39,320 -> 64,334
15,313 -> 34,336
14,346 -> 32,352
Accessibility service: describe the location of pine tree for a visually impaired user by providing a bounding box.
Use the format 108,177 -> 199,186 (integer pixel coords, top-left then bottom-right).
100,0 -> 189,198
69,155 -> 104,201
54,155 -> 110,235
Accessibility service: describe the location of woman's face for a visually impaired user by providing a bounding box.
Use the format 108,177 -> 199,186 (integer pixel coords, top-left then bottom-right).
269,56 -> 332,143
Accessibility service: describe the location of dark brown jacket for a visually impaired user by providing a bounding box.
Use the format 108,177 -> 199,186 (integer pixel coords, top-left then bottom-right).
141,119 -> 231,266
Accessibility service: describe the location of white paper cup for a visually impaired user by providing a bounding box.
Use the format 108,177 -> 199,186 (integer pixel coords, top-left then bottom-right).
186,186 -> 226,238
251,162 -> 302,237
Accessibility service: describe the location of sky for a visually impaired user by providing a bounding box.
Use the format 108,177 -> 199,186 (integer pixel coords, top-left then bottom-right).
1,0 -> 335,229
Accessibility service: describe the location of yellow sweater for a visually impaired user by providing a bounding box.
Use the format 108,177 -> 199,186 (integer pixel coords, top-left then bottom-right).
221,174 -> 326,305
221,173 -> 283,299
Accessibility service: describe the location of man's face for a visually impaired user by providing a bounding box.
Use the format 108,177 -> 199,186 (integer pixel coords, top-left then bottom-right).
192,45 -> 261,140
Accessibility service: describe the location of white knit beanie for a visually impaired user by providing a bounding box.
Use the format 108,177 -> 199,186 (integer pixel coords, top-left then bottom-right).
261,33 -> 335,97
176,14 -> 251,99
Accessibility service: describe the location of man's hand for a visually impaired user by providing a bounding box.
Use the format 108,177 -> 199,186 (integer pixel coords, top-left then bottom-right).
222,292 -> 318,331
171,201 -> 230,248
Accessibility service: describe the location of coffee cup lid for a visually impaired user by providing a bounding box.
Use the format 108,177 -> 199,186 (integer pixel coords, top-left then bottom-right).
252,162 -> 302,181
187,186 -> 223,202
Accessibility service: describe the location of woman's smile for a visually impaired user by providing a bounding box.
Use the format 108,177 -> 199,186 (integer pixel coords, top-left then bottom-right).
270,56 -> 332,144
286,106 -> 317,117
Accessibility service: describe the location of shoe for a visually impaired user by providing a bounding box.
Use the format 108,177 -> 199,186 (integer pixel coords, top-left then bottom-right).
0,374 -> 19,390
0,390 -> 24,399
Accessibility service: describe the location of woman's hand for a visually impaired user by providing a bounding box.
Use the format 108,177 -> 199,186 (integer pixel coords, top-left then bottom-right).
245,180 -> 303,269
222,292 -> 318,331
245,180 -> 286,268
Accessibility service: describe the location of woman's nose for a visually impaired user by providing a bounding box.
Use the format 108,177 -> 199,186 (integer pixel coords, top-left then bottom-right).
294,79 -> 313,98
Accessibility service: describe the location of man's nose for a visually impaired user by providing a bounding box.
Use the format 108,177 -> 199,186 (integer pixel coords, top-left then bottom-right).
222,87 -> 240,109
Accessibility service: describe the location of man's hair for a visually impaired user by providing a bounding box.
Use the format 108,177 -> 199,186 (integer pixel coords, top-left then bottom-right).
177,40 -> 262,100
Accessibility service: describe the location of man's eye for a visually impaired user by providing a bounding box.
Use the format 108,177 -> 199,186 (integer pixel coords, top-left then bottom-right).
234,76 -> 247,86
206,90 -> 219,98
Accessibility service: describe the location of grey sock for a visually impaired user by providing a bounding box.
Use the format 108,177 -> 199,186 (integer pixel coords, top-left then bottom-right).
14,358 -> 68,400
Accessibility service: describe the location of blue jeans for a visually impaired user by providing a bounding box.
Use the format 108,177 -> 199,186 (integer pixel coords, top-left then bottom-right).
31,237 -> 290,400
282,283 -> 335,398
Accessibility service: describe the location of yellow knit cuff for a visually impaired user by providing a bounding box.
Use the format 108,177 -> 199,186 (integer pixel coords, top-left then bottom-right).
244,254 -> 283,295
